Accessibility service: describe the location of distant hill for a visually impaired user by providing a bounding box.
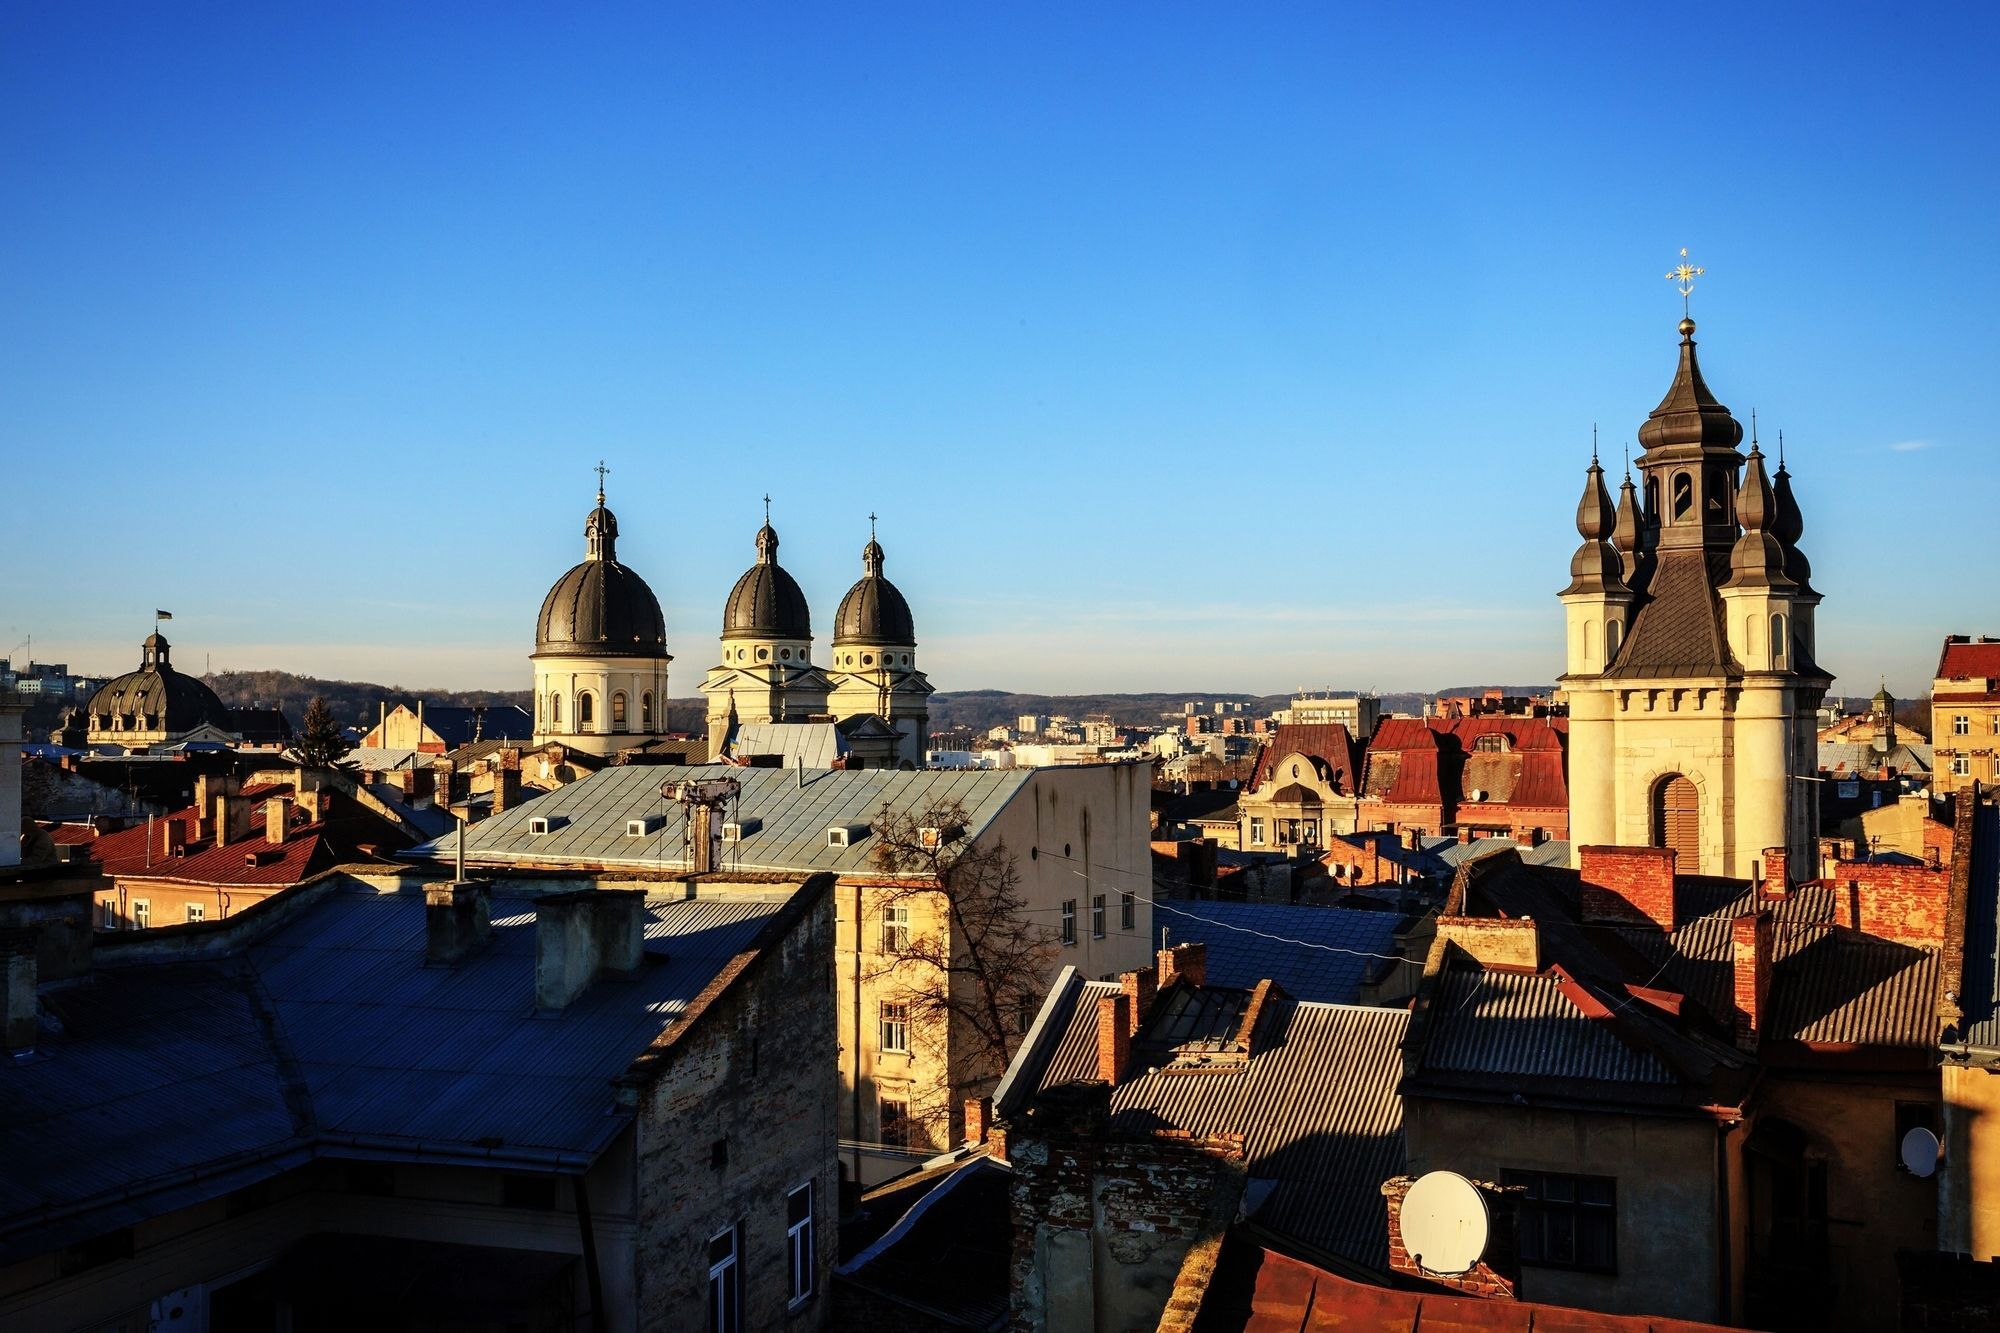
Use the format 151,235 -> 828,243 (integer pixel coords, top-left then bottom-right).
202,670 -> 702,735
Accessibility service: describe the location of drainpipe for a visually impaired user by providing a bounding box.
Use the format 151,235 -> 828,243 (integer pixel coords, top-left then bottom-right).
574,1173 -> 607,1333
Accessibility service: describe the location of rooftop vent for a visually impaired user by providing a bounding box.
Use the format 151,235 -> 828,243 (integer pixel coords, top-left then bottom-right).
918,824 -> 965,851
527,815 -> 567,837
722,817 -> 761,843
625,815 -> 662,838
825,823 -> 871,849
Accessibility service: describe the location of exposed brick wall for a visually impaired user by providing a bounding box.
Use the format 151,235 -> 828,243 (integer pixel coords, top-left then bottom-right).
1158,942 -> 1206,989
1436,916 -> 1541,971
1832,859 -> 1950,948
1578,845 -> 1676,931
632,885 -> 838,1333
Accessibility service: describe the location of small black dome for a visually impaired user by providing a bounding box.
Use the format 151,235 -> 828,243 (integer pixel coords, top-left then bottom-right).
723,522 -> 812,640
534,493 -> 668,656
87,634 -> 234,733
834,537 -> 916,647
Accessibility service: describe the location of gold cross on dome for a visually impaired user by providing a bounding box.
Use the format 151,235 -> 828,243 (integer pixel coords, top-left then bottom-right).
593,459 -> 610,497
1666,247 -> 1705,314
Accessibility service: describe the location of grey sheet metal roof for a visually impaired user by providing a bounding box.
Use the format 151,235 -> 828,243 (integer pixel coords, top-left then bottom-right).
1419,835 -> 1574,870
411,763 -> 1035,876
731,722 -> 846,768
1000,973 -> 1407,1273
0,884 -> 784,1258
1424,970 -> 1674,1084
1149,901 -> 1401,1004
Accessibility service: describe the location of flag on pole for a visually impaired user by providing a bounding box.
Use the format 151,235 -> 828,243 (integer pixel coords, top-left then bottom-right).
155,610 -> 173,621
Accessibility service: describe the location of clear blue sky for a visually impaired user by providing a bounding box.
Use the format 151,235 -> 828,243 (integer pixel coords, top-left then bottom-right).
4,4 -> 1993,699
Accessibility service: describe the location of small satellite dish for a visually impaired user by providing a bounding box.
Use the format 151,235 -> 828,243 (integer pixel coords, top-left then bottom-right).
1401,1171 -> 1490,1275
1901,1126 -> 1941,1178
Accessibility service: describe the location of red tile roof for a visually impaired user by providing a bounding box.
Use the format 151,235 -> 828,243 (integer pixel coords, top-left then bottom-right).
1249,725 -> 1361,793
1937,638 -> 2000,683
73,799 -> 333,888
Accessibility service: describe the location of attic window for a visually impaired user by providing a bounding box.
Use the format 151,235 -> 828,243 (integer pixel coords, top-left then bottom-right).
1474,734 -> 1510,753
528,815 -> 567,836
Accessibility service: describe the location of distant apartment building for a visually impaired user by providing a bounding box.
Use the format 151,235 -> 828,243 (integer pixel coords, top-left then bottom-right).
1274,692 -> 1380,739
1933,635 -> 2000,795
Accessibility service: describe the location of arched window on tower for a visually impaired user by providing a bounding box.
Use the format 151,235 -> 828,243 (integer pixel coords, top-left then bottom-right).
1771,613 -> 1788,668
578,692 -> 595,728
1671,471 -> 1694,522
1606,618 -> 1623,663
642,691 -> 654,728
1653,775 -> 1700,868
550,693 -> 561,726
1645,476 -> 1660,523
612,692 -> 627,731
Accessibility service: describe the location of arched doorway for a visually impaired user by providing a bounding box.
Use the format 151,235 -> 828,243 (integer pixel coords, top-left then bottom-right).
1652,775 -> 1700,866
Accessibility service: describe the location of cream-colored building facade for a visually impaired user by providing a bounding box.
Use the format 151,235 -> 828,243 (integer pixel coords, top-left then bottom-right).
531,482 -> 674,758
1561,314 -> 1830,878
1932,636 -> 2000,795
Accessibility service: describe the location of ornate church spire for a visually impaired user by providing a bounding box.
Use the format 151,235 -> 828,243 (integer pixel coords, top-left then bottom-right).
1724,443 -> 1792,589
1771,430 -> 1815,594
584,460 -> 618,562
1611,444 -> 1651,593
1562,442 -> 1627,595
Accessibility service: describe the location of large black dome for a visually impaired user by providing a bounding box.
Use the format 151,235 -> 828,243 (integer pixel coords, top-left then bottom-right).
87,634 -> 234,733
723,522 -> 812,640
833,538 -> 916,647
534,497 -> 668,657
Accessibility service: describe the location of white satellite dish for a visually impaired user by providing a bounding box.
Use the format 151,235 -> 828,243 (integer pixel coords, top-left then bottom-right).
1900,1126 -> 1941,1178
1401,1171 -> 1490,1275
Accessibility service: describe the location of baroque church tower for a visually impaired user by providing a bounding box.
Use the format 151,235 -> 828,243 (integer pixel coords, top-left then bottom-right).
826,521 -> 934,767
701,505 -> 834,754
1561,306 -> 1830,878
532,471 -> 673,757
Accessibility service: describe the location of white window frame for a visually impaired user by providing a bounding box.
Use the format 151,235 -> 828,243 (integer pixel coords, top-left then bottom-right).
1121,891 -> 1135,931
879,1001 -> 910,1054
786,1181 -> 814,1308
185,903 -> 205,923
880,903 -> 909,954
1954,755 -> 1972,777
1249,817 -> 1265,846
131,900 -> 151,930
707,1223 -> 741,1333
1091,894 -> 1106,939
1955,714 -> 1971,736
1060,900 -> 1076,946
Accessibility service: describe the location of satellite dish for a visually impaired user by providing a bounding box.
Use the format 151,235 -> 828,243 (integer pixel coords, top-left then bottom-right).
1901,1126 -> 1941,1178
1401,1171 -> 1490,1275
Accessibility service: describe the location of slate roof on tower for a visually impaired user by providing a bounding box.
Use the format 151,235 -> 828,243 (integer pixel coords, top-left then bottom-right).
833,537 -> 917,647
85,634 -> 235,734
534,490 -> 668,657
723,522 -> 813,641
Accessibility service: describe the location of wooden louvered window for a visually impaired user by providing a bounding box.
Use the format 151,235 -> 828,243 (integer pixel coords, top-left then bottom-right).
1653,775 -> 1700,867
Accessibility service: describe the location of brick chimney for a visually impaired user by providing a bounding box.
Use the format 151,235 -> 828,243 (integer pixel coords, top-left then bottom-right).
1096,993 -> 1131,1086
1761,847 -> 1790,898
214,794 -> 254,847
2,929 -> 37,1054
690,804 -> 717,875
1458,827 -> 1476,845
1381,1174 -> 1522,1300
433,758 -> 468,808
1120,965 -> 1157,1038
1578,845 -> 1678,933
1158,942 -> 1207,990
964,1096 -> 992,1149
426,879 -> 492,965
264,797 -> 287,845
1730,910 -> 1774,1051
534,890 -> 646,1010
492,750 -> 523,814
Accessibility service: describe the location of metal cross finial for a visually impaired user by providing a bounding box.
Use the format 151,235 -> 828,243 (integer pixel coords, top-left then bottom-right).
869,511 -> 878,541
1750,408 -> 1758,449
1623,442 -> 1631,479
1666,246 -> 1705,316
763,493 -> 771,524
1591,423 -> 1599,464
1777,429 -> 1786,467
594,459 -> 610,501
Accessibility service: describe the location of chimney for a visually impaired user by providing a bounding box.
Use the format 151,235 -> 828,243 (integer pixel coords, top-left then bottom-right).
1157,942 -> 1207,990
297,788 -> 330,825
472,704 -> 486,743
964,1096 -> 992,1148
395,770 -> 417,801
1762,847 -> 1790,898
214,794 -> 254,847
426,879 -> 492,965
492,750 -> 523,814
535,890 -> 647,1010
416,699 -> 425,745
690,804 -> 716,875
2,929 -> 37,1053
1514,827 -> 1540,848
1578,845 -> 1677,933
159,815 -> 183,861
1730,910 -> 1774,1050
1096,993 -> 1131,1086
264,797 -> 288,845
1381,1174 -> 1522,1300
1120,966 -> 1157,1038
377,699 -> 386,744
433,758 -> 467,807
1459,827 -> 1475,845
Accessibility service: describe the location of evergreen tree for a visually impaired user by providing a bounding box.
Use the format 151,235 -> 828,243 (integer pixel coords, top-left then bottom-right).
296,695 -> 353,769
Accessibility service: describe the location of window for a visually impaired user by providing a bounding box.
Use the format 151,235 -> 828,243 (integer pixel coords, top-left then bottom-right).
881,904 -> 909,954
1249,817 -> 1266,846
708,1225 -> 741,1333
1091,895 -> 1106,939
1503,1170 -> 1616,1273
1771,613 -> 1787,667
578,692 -> 594,726
879,1097 -> 912,1148
550,693 -> 561,725
1121,892 -> 1135,931
880,1001 -> 909,1054
612,692 -> 627,730
132,900 -> 150,930
1671,470 -> 1693,521
185,903 -> 205,923
1060,900 -> 1077,945
786,1182 -> 815,1307
1955,714 -> 1971,736
1473,733 -> 1510,753
1954,755 -> 1971,777
642,691 -> 654,728
1992,716 -> 2000,736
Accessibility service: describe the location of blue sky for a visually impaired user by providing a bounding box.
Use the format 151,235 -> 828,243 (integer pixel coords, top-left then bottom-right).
4,4 -> 1993,698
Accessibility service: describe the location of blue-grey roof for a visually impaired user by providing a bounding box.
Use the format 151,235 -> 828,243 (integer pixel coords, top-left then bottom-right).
412,763 -> 1037,876
1150,901 -> 1402,1004
1419,835 -> 1573,870
730,722 -> 847,768
0,882 -> 786,1259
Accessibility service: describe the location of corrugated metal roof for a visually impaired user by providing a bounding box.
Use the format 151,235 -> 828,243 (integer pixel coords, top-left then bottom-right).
0,883 -> 787,1256
1016,983 -> 1407,1272
1425,970 -> 1674,1084
415,763 -> 1036,876
1149,901 -> 1401,1005
730,722 -> 846,768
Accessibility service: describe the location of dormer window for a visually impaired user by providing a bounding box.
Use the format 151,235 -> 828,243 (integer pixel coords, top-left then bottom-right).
1473,734 -> 1511,753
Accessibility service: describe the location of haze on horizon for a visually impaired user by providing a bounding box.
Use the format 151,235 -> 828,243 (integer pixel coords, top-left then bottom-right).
5,5 -> 1994,701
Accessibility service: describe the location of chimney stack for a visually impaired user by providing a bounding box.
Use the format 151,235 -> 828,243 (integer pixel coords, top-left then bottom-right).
492,750 -> 523,814
964,1096 -> 992,1149
690,804 -> 716,875
264,797 -> 288,845
215,794 -> 254,847
433,758 -> 467,808
1120,965 -> 1157,1038
534,890 -> 647,1010
2,929 -> 37,1054
1761,847 -> 1791,898
426,879 -> 492,965
1578,845 -> 1678,933
1157,942 -> 1207,990
1096,993 -> 1131,1086
1731,910 -> 1774,1050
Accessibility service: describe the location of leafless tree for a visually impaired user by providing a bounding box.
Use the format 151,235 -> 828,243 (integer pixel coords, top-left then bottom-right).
866,798 -> 1058,1142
